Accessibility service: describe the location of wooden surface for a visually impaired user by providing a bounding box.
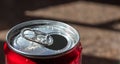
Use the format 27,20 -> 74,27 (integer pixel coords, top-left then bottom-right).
0,0 -> 120,64
0,41 -> 5,64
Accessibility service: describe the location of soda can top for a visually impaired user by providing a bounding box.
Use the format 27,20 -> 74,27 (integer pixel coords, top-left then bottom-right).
6,20 -> 80,58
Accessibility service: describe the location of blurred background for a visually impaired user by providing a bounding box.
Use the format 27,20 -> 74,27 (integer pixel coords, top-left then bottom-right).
0,0 -> 120,64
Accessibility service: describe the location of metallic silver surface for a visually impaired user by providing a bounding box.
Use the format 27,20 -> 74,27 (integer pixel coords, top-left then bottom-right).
21,28 -> 53,46
6,20 -> 80,58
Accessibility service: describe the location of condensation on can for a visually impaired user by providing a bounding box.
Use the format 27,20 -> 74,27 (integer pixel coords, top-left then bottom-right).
6,20 -> 80,58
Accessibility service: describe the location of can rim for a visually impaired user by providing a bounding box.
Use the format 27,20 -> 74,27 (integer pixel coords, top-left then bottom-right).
6,20 -> 80,58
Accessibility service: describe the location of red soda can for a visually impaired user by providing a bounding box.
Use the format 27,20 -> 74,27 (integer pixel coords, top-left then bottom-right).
4,20 -> 82,64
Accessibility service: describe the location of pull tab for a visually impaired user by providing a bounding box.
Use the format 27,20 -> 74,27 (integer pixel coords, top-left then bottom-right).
21,28 -> 53,46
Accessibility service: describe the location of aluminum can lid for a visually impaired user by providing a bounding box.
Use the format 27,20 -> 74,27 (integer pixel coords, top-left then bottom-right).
6,20 -> 80,58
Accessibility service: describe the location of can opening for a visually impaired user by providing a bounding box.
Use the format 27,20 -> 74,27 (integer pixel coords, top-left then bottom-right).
45,34 -> 67,50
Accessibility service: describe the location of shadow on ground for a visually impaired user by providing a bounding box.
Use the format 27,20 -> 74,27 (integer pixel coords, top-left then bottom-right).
85,0 -> 120,6
0,0 -> 79,30
82,55 -> 119,64
0,41 -> 5,64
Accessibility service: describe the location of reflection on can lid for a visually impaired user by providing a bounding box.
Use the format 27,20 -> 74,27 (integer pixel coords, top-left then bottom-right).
6,20 -> 80,58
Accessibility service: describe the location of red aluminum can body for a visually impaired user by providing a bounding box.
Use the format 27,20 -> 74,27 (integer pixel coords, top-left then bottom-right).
4,20 -> 82,64
4,42 -> 82,64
